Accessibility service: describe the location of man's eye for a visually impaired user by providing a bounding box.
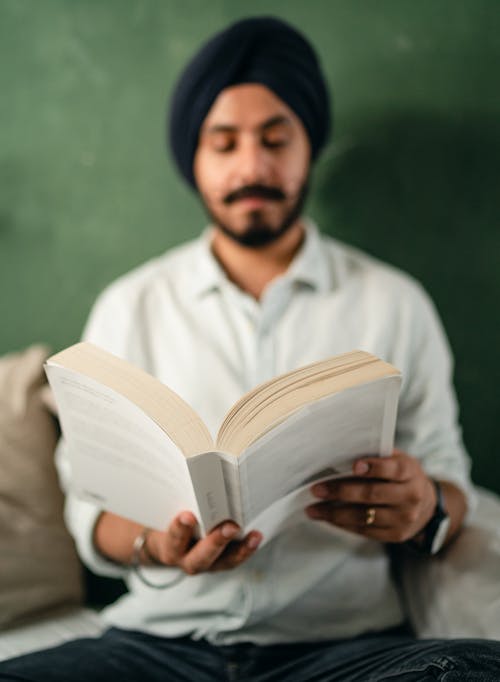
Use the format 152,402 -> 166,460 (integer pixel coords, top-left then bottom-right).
211,136 -> 235,152
262,137 -> 288,149
213,142 -> 235,152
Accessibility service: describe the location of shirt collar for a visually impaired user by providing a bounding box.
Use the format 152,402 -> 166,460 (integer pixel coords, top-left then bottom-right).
188,228 -> 227,298
284,218 -> 330,292
189,218 -> 331,299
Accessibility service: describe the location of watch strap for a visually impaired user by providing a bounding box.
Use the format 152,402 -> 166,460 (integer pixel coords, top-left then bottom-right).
407,479 -> 449,555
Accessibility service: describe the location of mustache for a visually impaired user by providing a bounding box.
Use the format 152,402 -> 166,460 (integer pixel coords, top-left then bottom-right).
222,184 -> 286,205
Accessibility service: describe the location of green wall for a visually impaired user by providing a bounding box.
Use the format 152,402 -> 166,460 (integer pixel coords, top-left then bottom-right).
1,0 -> 499,492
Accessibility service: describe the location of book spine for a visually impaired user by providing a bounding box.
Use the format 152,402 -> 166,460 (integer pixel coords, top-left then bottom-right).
186,452 -> 231,535
216,452 -> 244,527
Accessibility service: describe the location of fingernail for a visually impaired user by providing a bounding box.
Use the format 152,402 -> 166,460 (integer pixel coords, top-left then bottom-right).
221,524 -> 238,538
306,506 -> 322,519
247,534 -> 261,549
179,513 -> 194,526
354,461 -> 370,475
312,484 -> 329,498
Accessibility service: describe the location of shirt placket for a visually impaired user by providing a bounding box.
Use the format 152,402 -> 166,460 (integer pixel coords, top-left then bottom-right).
253,279 -> 293,386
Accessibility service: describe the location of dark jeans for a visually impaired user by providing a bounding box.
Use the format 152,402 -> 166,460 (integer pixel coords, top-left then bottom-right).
1,626 -> 500,681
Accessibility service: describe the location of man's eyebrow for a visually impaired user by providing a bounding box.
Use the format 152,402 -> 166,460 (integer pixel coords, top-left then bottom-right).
203,115 -> 292,135
259,115 -> 292,131
204,124 -> 238,135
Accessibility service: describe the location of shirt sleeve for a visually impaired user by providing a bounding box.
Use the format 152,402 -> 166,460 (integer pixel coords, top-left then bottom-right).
393,280 -> 476,513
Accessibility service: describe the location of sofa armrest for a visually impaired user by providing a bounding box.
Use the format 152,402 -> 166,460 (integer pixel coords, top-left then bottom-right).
393,486 -> 500,639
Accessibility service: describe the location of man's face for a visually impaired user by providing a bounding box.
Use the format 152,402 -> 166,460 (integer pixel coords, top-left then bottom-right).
193,84 -> 311,248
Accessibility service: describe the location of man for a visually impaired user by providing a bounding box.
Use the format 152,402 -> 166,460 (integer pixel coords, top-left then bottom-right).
1,15 -> 499,681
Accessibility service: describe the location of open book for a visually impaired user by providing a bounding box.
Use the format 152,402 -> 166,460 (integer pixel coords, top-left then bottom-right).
45,343 -> 401,544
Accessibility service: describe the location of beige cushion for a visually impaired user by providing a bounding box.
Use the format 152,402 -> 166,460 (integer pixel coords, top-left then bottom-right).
0,345 -> 83,629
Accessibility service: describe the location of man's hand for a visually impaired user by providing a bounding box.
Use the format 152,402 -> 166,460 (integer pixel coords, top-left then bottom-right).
94,511 -> 262,575
306,449 -> 442,544
146,513 -> 262,575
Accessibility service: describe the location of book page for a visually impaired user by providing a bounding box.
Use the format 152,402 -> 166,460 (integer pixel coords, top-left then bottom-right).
238,376 -> 401,527
47,342 -> 214,457
240,475 -> 337,543
46,365 -> 199,531
217,351 -> 398,455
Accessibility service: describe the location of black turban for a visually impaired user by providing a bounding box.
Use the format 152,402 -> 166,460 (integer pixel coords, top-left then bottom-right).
168,16 -> 332,189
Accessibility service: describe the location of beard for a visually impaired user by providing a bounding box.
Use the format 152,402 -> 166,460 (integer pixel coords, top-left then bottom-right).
201,179 -> 310,249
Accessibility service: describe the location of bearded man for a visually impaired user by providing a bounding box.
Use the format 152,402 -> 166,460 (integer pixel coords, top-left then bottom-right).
2,16 -> 499,682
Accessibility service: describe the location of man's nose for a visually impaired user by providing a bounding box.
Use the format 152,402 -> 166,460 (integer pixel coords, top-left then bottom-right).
236,140 -> 270,184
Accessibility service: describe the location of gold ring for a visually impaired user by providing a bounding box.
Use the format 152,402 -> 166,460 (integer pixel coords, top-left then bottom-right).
365,507 -> 376,526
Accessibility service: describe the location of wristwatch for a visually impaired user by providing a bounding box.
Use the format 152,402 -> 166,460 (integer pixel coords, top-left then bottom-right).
415,479 -> 451,555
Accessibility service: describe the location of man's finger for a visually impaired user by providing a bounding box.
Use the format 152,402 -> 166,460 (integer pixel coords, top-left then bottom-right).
352,451 -> 415,482
306,503 -> 392,528
181,521 -> 240,574
159,511 -> 198,564
311,479 -> 409,506
211,531 -> 263,571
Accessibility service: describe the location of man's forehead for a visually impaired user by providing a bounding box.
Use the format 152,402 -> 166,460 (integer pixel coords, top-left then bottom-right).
200,83 -> 298,133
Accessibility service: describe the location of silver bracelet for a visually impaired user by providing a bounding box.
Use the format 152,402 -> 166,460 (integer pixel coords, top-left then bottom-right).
131,527 -> 183,590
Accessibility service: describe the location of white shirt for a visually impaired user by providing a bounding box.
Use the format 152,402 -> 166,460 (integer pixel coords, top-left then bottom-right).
57,220 -> 474,644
